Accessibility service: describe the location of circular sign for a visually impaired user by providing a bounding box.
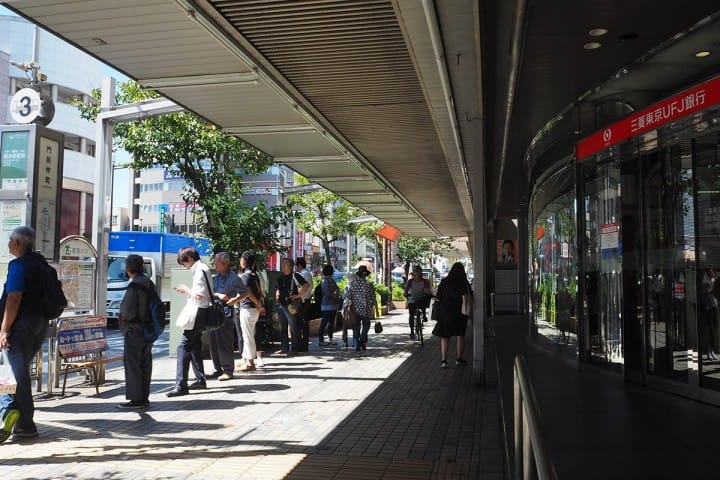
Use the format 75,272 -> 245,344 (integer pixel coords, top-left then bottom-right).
10,88 -> 42,124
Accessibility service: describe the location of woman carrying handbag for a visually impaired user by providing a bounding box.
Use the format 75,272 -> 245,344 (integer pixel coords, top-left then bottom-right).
432,262 -> 472,369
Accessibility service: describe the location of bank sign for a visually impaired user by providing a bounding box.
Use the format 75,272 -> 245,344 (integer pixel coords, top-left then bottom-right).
576,76 -> 720,161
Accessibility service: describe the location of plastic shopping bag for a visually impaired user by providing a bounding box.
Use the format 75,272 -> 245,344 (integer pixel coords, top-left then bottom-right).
0,349 -> 17,394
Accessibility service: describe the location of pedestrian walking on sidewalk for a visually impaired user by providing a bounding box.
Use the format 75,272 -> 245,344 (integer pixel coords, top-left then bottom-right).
318,265 -> 341,346
0,227 -> 48,442
346,265 -> 375,351
432,262 -> 472,368
117,254 -> 156,410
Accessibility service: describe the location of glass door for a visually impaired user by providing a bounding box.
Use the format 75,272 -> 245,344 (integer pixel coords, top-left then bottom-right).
581,161 -> 623,365
641,142 -> 693,385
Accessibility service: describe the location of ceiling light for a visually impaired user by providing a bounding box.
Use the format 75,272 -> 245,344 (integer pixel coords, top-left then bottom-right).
695,51 -> 711,58
584,42 -> 602,50
588,28 -> 608,36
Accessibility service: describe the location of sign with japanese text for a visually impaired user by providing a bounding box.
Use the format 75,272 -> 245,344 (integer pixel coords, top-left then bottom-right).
0,130 -> 30,190
600,222 -> 619,251
35,136 -> 60,260
57,315 -> 108,358
576,76 -> 720,160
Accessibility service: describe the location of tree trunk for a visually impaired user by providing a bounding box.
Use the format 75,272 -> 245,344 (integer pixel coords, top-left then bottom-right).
322,237 -> 332,266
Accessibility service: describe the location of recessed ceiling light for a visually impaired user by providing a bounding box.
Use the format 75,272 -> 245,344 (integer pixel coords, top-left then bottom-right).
695,51 -> 711,58
589,28 -> 608,36
584,42 -> 602,50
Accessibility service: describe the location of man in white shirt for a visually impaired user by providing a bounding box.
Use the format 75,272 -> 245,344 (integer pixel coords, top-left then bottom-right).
295,257 -> 314,352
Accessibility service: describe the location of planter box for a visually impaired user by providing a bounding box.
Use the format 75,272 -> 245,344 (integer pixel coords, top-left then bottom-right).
390,300 -> 406,310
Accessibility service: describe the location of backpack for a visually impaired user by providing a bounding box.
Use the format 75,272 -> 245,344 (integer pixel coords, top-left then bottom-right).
28,252 -> 68,320
313,282 -> 323,304
129,282 -> 166,343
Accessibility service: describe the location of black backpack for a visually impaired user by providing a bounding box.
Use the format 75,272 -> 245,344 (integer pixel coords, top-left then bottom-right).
29,252 -> 68,320
128,282 -> 166,343
313,282 -> 323,304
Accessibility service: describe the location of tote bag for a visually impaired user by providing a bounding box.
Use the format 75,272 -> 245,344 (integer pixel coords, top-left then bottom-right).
461,292 -> 473,316
0,349 -> 17,394
176,298 -> 199,330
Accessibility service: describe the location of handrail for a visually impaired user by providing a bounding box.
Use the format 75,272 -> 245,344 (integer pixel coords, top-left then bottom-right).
513,355 -> 558,480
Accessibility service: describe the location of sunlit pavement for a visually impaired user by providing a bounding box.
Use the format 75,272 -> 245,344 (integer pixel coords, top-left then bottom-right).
0,310 -> 503,479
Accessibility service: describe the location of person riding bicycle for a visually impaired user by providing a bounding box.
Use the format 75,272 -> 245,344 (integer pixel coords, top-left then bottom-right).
404,266 -> 432,339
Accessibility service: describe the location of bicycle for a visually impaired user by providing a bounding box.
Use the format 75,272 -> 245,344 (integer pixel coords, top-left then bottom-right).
412,304 -> 425,346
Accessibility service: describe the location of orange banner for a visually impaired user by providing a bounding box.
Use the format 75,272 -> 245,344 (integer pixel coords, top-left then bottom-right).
376,223 -> 401,242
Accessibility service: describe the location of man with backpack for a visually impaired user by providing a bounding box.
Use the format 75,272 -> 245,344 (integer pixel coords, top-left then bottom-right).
118,254 -> 158,410
0,227 -> 52,442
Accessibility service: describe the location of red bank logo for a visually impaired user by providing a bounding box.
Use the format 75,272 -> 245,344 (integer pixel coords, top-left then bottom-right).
602,129 -> 612,142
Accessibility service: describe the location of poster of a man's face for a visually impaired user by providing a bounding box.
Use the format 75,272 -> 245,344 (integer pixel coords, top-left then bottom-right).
497,239 -> 517,265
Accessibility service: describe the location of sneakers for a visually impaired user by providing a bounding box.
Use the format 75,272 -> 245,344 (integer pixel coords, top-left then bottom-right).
255,358 -> 265,368
218,373 -> 233,381
188,380 -> 207,390
319,341 -> 330,347
116,401 -> 149,410
441,360 -> 448,369
456,358 -> 468,366
205,371 -> 222,379
0,409 -> 20,444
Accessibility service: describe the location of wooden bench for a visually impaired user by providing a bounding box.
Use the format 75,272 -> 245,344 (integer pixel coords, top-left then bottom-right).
57,315 -> 123,396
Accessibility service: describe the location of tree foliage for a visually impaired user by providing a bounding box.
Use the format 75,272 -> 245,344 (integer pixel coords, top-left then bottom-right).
288,176 -> 362,264
73,80 -> 292,261
396,236 -> 454,278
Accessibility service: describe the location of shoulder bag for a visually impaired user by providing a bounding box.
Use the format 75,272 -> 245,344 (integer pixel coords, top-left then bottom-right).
461,291 -> 473,316
341,297 -> 357,328
199,271 -> 226,331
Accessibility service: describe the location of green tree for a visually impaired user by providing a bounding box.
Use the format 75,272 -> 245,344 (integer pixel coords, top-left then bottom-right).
355,220 -> 383,274
288,176 -> 362,264
396,236 -> 454,280
73,80 -> 290,259
396,237 -> 432,279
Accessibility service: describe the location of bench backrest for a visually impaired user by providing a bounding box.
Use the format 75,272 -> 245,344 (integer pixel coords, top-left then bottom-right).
57,315 -> 109,359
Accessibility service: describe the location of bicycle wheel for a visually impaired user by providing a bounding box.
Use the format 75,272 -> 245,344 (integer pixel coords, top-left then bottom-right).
416,310 -> 424,346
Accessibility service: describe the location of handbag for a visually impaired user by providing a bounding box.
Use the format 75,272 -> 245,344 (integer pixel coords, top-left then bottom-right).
176,299 -> 199,330
342,297 -> 357,328
461,292 -> 473,316
431,301 -> 440,321
374,320 -> 383,333
0,349 -> 17,394
201,271 -> 226,331
287,299 -> 302,316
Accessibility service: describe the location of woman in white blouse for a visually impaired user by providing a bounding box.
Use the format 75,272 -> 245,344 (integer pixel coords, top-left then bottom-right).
167,246 -> 211,397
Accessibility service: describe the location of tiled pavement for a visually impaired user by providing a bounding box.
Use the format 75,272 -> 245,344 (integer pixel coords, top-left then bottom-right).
0,310 -> 504,480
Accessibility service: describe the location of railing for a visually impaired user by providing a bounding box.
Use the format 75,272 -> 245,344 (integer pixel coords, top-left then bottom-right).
513,355 -> 558,480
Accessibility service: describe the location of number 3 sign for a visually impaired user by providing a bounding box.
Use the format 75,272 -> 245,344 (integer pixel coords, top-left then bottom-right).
10,88 -> 41,124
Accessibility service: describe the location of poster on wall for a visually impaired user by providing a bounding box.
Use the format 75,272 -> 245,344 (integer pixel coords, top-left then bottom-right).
0,130 -> 30,191
35,136 -> 60,261
497,239 -> 518,266
0,200 -> 27,262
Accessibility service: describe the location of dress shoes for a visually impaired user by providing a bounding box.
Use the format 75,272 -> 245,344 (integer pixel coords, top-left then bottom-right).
188,380 -> 207,390
166,386 -> 190,397
205,371 -> 222,379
